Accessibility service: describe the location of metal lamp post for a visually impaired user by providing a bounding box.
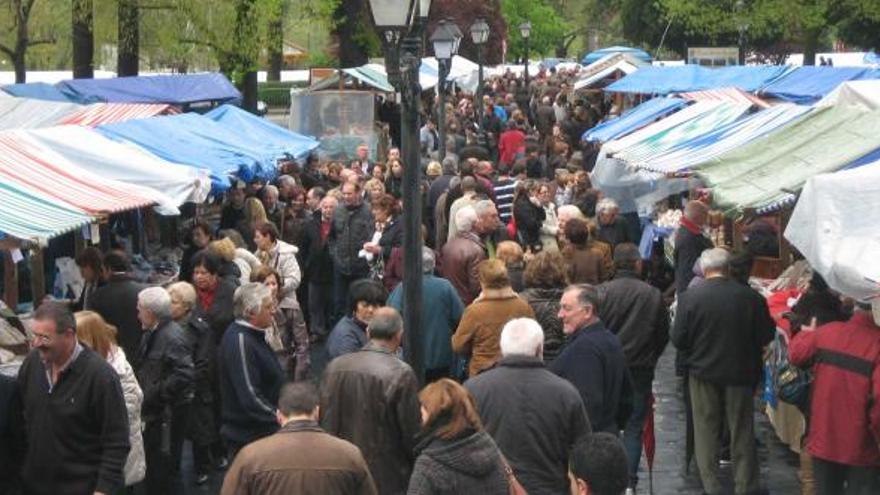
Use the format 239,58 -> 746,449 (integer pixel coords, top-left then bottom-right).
519,21 -> 531,88
430,19 -> 462,161
470,18 -> 489,128
368,0 -> 431,382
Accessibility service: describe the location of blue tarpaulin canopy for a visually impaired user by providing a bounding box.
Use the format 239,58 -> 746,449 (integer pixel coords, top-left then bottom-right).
582,46 -> 653,65
605,65 -> 791,95
582,97 -> 688,143
1,82 -> 74,102
97,113 -> 282,191
759,66 -> 880,104
205,104 -> 319,160
57,73 -> 241,105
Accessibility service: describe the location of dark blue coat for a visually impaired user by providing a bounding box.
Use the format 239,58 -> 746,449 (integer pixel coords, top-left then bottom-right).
327,316 -> 369,360
218,321 -> 284,446
550,321 -> 631,433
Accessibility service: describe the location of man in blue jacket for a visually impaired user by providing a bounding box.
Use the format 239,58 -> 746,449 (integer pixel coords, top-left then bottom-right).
387,247 -> 465,382
552,284 -> 631,433
218,283 -> 285,458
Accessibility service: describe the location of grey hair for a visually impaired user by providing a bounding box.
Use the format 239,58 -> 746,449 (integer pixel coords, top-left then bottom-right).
138,286 -> 173,321
564,284 -> 601,314
473,199 -> 496,218
557,204 -> 587,222
422,246 -> 436,273
500,318 -> 544,357
699,248 -> 731,274
166,282 -> 197,312
233,282 -> 273,320
441,156 -> 458,175
596,197 -> 619,214
263,184 -> 279,198
277,175 -> 297,188
455,205 -> 478,233
367,307 -> 403,340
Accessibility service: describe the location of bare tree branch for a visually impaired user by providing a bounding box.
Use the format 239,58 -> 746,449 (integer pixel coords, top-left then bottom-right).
0,43 -> 14,58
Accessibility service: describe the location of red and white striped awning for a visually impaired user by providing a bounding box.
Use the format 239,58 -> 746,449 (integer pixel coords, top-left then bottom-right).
677,87 -> 771,109
0,132 -> 161,214
57,102 -> 179,127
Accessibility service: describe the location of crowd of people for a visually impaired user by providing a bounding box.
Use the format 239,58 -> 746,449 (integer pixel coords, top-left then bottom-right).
1,65 -> 878,495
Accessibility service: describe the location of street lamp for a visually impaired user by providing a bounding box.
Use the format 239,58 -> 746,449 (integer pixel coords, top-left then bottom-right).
431,19 -> 462,161
470,18 -> 489,126
519,21 -> 531,87
368,0 -> 431,382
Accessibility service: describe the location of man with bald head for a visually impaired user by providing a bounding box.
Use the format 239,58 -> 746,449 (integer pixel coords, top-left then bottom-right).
320,307 -> 421,495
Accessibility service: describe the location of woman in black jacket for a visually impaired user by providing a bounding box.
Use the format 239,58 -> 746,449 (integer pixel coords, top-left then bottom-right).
407,379 -> 510,495
362,194 -> 403,279
512,180 -> 546,253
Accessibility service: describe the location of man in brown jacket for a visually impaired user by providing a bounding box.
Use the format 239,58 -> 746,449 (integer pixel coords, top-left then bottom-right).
320,307 -> 422,495
221,382 -> 376,495
441,205 -> 487,305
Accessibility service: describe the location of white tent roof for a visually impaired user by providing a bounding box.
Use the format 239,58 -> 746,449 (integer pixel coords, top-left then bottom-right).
816,80 -> 880,110
0,97 -> 82,130
17,126 -> 211,210
420,55 -> 480,91
785,161 -> 880,300
574,59 -> 640,90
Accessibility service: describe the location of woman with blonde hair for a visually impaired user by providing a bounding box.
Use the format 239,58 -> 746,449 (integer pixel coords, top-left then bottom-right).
74,310 -> 146,488
495,240 -> 525,292
452,259 -> 535,377
407,379 -> 510,495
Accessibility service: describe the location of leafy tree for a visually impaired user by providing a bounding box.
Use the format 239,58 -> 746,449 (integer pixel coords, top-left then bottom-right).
0,0 -> 58,82
500,0 -> 568,61
429,0 -> 506,66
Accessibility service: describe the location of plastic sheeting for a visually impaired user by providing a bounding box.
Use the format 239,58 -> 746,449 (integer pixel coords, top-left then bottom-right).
20,126 -> 211,208
760,66 -> 880,104
695,105 -> 880,214
0,180 -> 94,245
582,97 -> 687,143
0,97 -> 81,129
0,131 -> 173,215
98,113 -> 278,191
637,104 -> 812,173
57,73 -> 241,104
677,87 -> 770,108
204,104 -> 319,160
58,103 -> 178,126
605,65 -> 791,95
573,55 -> 641,91
582,46 -> 652,65
1,82 -> 73,102
784,162 -> 880,300
611,101 -> 752,167
815,80 -> 880,110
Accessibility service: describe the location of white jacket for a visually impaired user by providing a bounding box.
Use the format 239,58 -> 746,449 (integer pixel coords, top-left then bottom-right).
108,346 -> 146,486
258,240 -> 301,297
234,248 -> 262,284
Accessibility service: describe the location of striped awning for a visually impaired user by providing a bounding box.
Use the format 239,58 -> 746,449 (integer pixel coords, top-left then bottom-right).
58,102 -> 179,127
677,87 -> 771,109
0,180 -> 94,244
0,132 -> 161,214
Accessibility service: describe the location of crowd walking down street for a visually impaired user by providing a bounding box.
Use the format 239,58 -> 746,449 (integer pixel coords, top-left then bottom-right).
2,62 -> 880,495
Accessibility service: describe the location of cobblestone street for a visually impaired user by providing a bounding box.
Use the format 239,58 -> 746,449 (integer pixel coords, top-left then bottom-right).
638,345 -> 801,495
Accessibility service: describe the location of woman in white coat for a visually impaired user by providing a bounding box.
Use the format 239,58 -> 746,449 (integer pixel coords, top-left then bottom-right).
74,310 -> 146,488
254,222 -> 302,298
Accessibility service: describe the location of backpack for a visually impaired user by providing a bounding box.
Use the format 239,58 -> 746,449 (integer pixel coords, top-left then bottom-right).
773,338 -> 812,413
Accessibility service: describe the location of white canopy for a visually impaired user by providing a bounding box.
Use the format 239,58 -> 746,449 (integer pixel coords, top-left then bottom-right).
815,80 -> 880,110
784,161 -> 880,300
18,126 -> 211,210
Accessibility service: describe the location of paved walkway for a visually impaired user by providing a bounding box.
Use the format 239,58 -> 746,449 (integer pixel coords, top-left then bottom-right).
639,345 -> 801,494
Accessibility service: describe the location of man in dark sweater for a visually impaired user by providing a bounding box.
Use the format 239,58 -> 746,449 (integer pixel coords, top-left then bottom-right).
598,244 -> 669,490
0,373 -> 24,495
671,248 -> 775,495
218,282 -> 285,458
17,302 -> 129,495
552,284 -> 631,434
